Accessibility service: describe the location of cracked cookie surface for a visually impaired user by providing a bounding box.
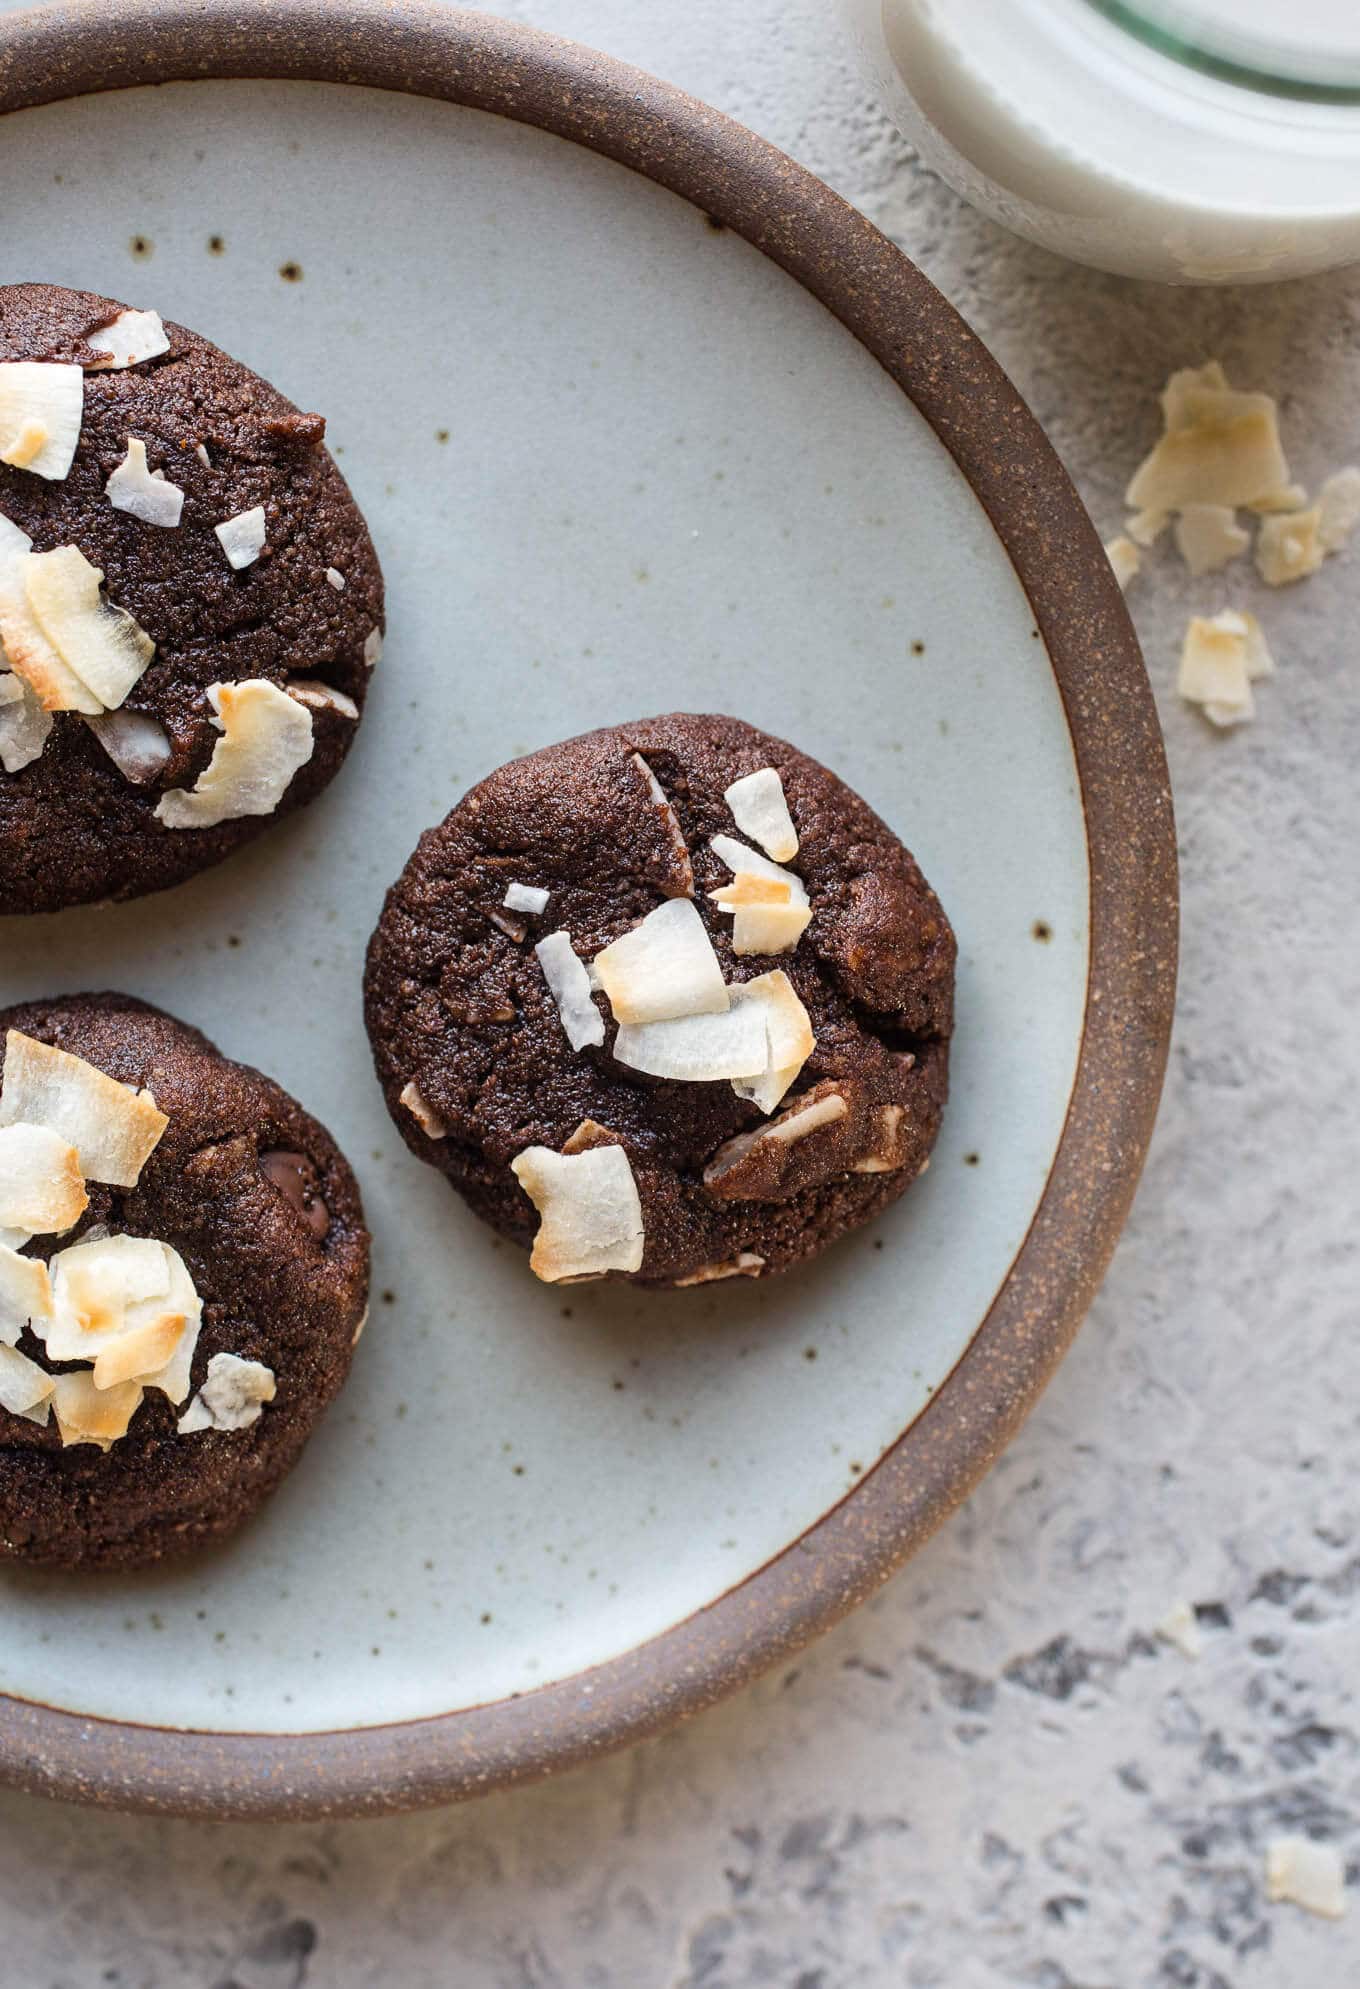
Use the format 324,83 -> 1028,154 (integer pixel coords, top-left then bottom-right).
364,712 -> 955,1287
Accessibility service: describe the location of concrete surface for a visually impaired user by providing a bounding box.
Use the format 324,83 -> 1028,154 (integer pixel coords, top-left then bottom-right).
0,2 -> 1357,1984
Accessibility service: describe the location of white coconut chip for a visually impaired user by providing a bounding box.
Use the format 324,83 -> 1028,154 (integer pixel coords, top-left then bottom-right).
195,442 -> 212,469
710,835 -> 808,908
504,882 -> 550,915
92,1310 -> 188,1393
1255,506 -> 1325,586
0,1029 -> 168,1187
1125,507 -> 1169,547
0,511 -> 32,559
50,1370 -> 144,1450
363,626 -> 383,668
177,1352 -> 276,1433
85,309 -> 170,371
41,1232 -> 174,1360
1177,611 -> 1267,728
0,362 -> 84,481
0,1341 -> 55,1423
1173,504 -> 1248,576
325,566 -> 346,591
83,707 -> 172,784
0,1123 -> 88,1236
732,901 -> 812,957
1104,536 -> 1140,590
1155,1598 -> 1203,1659
23,545 -> 155,710
613,1000 -> 769,1083
535,931 -> 606,1050
286,679 -> 360,720
723,767 -> 799,863
629,753 -> 694,896
729,970 -> 816,1113
0,554 -> 102,713
104,436 -> 185,528
672,1253 -> 765,1286
592,899 -> 729,1026
1126,363 -> 1291,514
0,671 -> 53,772
399,1081 -> 447,1139
1264,1837 -> 1347,1920
214,505 -> 267,570
0,1242 -> 54,1348
1317,466 -> 1360,551
510,1143 -> 644,1281
155,679 -> 314,829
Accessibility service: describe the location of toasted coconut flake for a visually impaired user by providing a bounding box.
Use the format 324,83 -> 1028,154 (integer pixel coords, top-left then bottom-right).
593,899 -> 728,1026
510,1143 -> 644,1281
724,767 -> 799,862
42,1232 -> 171,1359
363,626 -> 383,668
629,752 -> 693,897
214,505 -> 267,570
286,678 -> 359,720
0,553 -> 101,712
1255,506 -> 1324,586
561,1118 -> 620,1155
92,1310 -> 187,1392
0,1029 -> 168,1187
0,1341 -> 55,1422
0,511 -> 32,558
504,881 -> 550,915
84,707 -> 172,784
1264,1837 -> 1346,1920
0,362 -> 83,480
1127,364 -> 1290,513
1317,466 -> 1360,551
710,834 -> 808,908
535,931 -> 606,1050
0,670 -> 53,771
105,436 -> 184,527
155,679 -> 314,829
1104,536 -> 1140,590
726,971 -> 816,1113
0,1242 -> 54,1348
24,545 -> 155,710
673,1253 -> 765,1286
614,999 -> 769,1083
710,875 -> 792,909
1125,507 -> 1169,547
86,309 -> 170,370
732,901 -> 813,957
177,1351 -> 276,1433
51,1369 -> 144,1449
0,1123 -> 87,1235
1177,611 -> 1257,727
1173,504 -> 1248,576
399,1081 -> 446,1139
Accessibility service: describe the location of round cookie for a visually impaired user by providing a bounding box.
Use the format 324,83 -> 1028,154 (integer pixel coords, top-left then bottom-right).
365,713 -> 955,1288
0,282 -> 383,915
0,994 -> 370,1571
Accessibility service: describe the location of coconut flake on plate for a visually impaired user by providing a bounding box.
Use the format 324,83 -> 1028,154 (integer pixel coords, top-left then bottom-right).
535,931 -> 606,1050
0,671 -> 53,772
0,1241 -> 54,1347
1255,506 -> 1325,586
510,1142 -> 644,1281
504,881 -> 550,915
0,362 -> 84,480
1126,362 -> 1291,514
399,1080 -> 447,1139
629,752 -> 694,897
592,898 -> 729,1026
105,436 -> 185,528
83,707 -> 172,784
1103,535 -> 1140,591
50,1369 -> 144,1450
0,1341 -> 55,1423
710,834 -> 808,908
177,1352 -> 276,1433
155,679 -> 314,829
214,505 -> 267,571
85,309 -> 170,371
0,1028 -> 168,1187
0,1122 -> 88,1235
286,679 -> 359,720
1173,504 -> 1248,577
21,545 -> 155,710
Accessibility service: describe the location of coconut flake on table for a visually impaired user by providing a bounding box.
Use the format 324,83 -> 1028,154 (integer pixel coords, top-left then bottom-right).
1264,1837 -> 1347,1920
155,679 -> 314,829
1103,535 -> 1140,590
0,671 -> 53,773
85,309 -> 170,371
214,505 -> 267,571
0,362 -> 84,481
105,436 -> 185,528
672,1253 -> 765,1286
1173,504 -> 1248,577
0,1028 -> 168,1187
363,626 -> 383,668
177,1352 -> 276,1434
1177,609 -> 1272,728
1125,507 -> 1169,547
710,834 -> 808,908
504,881 -> 550,915
535,931 -> 606,1050
1126,362 -> 1291,515
1255,506 -> 1325,586
0,1123 -> 88,1236
723,767 -> 799,863
592,899 -> 729,1027
1317,466 -> 1360,551
510,1142 -> 644,1281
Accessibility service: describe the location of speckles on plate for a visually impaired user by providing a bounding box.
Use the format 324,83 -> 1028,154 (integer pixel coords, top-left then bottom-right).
207,233 -> 225,255
279,260 -> 303,283
128,233 -> 153,260
1032,920 -> 1053,943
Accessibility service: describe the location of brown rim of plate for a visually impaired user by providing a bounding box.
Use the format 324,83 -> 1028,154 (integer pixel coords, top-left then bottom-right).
0,0 -> 1177,1819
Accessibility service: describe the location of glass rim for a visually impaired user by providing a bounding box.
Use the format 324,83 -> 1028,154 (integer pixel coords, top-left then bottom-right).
1087,0 -> 1360,103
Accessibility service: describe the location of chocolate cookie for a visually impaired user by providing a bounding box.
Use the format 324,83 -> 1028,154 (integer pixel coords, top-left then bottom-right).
0,282 -> 383,915
365,713 -> 955,1288
0,994 -> 370,1570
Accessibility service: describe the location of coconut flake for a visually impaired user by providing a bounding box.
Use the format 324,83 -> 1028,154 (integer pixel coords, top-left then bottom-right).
0,671 -> 53,772
0,1123 -> 88,1235
1248,482 -> 1309,515
710,875 -> 792,909
1173,504 -> 1248,576
0,1341 -> 55,1422
155,679 -> 314,829
592,899 -> 729,1026
23,545 -> 155,710
731,901 -> 812,958
1125,507 -> 1169,547
1155,1598 -> 1203,1659
325,566 -> 346,591
510,1143 -> 644,1281
363,626 -> 383,668
1317,466 -> 1360,551
0,554 -> 102,713
534,931 -> 606,1050
286,678 -> 359,720
84,707 -> 172,784
1256,506 -> 1325,586
629,753 -> 694,897
613,1000 -> 769,1083
41,1232 -> 172,1359
1126,364 -> 1290,514
504,882 -> 550,915
724,767 -> 799,862
177,1352 -> 276,1433
1177,611 -> 1262,728
0,1029 -> 168,1187
710,835 -> 808,908
1265,1837 -> 1347,1920
50,1369 -> 144,1449
0,511 -> 32,559
104,436 -> 185,528
673,1253 -> 766,1286
1104,536 -> 1140,590
0,362 -> 84,480
214,505 -> 267,570
86,309 -> 170,371
0,1242 -> 54,1348
399,1080 -> 446,1139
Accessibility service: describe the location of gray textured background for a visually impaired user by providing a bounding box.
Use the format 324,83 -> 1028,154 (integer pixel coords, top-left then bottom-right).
2,3 -> 1358,1984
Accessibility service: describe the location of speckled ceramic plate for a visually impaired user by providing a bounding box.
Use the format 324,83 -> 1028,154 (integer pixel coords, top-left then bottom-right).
0,2 -> 1176,1818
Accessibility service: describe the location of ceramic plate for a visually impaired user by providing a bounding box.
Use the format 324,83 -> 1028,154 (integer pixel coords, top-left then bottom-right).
0,3 -> 1176,1817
